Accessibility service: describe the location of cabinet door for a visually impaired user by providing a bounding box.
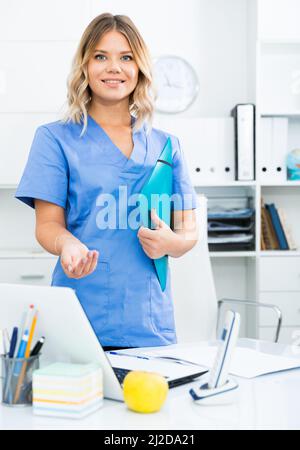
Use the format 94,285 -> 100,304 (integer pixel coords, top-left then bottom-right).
258,0 -> 300,41
260,257 -> 300,292
0,113 -> 57,185
0,258 -> 57,286
259,326 -> 300,345
0,42 -> 76,114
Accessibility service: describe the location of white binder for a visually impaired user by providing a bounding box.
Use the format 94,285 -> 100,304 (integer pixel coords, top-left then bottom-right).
259,118 -> 273,182
259,117 -> 288,182
272,118 -> 289,182
152,116 -> 235,185
233,104 -> 255,181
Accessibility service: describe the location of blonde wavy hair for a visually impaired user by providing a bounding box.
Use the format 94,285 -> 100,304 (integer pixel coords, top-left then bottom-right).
61,13 -> 156,137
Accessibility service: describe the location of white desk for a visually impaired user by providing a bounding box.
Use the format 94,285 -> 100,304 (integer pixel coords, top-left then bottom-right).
1,339 -> 300,430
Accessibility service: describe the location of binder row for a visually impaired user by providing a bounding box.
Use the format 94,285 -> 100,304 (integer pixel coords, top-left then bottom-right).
261,200 -> 297,250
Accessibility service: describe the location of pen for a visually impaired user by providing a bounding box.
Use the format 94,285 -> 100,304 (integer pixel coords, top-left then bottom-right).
30,337 -> 45,357
6,312 -> 26,403
17,305 -> 34,358
15,330 -> 29,360
8,327 -> 18,358
15,305 -> 34,358
25,311 -> 38,358
13,306 -> 35,405
11,329 -> 30,403
4,327 -> 18,403
108,351 -> 150,360
4,329 -> 11,347
24,305 -> 34,329
2,329 -> 7,355
15,312 -> 26,359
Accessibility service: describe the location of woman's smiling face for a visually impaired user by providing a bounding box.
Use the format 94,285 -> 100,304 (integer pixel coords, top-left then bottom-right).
87,30 -> 139,104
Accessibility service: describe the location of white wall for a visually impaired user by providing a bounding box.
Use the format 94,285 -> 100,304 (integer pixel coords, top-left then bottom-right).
0,0 -> 250,249
94,0 -> 249,116
0,0 -> 249,116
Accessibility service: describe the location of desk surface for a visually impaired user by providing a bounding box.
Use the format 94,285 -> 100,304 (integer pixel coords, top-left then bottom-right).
1,339 -> 300,430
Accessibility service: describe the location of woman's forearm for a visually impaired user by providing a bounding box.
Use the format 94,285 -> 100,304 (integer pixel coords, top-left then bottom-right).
168,230 -> 198,258
35,221 -> 80,256
168,210 -> 199,258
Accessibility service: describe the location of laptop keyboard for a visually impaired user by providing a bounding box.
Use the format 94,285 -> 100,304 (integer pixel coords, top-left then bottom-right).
113,367 -> 207,388
113,368 -> 131,385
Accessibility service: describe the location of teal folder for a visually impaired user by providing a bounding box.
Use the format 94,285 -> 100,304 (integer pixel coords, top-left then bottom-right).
139,137 -> 173,291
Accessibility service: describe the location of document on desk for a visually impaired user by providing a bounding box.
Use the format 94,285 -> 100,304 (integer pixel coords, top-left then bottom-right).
137,346 -> 300,379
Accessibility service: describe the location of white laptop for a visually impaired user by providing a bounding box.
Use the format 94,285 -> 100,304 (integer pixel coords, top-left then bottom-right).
0,284 -> 206,401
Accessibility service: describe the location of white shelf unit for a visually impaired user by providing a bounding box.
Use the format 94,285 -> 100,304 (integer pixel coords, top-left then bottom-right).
255,14 -> 300,341
260,251 -> 300,257
210,252 -> 257,258
192,1 -> 300,344
254,2 -> 300,344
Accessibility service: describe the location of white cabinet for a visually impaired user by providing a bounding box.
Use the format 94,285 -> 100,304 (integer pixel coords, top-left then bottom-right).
0,0 -> 91,41
259,257 -> 300,344
259,326 -> 300,345
255,0 -> 300,344
258,0 -> 300,41
260,257 -> 300,292
0,42 -> 77,114
260,43 -> 300,114
260,293 -> 300,327
0,113 -> 58,186
0,257 -> 57,286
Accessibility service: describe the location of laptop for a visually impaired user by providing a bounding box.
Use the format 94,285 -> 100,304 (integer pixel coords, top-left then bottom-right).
0,283 -> 207,401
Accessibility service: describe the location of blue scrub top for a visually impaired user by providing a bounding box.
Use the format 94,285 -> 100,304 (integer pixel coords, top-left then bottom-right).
15,114 -> 199,348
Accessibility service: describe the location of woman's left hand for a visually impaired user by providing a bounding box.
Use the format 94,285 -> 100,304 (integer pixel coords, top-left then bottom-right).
137,209 -> 179,259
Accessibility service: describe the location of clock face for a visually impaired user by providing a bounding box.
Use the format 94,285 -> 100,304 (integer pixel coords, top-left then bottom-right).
153,55 -> 199,113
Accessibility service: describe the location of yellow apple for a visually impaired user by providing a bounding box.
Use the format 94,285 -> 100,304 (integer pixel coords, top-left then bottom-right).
123,371 -> 169,413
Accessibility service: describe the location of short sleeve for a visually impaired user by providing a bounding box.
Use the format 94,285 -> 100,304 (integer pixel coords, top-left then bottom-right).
171,136 -> 199,211
15,126 -> 69,209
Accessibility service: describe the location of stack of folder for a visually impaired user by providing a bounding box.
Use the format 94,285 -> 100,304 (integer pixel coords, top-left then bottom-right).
32,363 -> 103,419
261,199 -> 297,251
208,206 -> 255,251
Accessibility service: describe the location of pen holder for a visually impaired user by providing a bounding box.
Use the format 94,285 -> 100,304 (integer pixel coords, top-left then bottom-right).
189,377 -> 239,406
1,354 -> 40,407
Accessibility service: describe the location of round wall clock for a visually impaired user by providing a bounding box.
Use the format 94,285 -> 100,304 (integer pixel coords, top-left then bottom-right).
153,55 -> 199,114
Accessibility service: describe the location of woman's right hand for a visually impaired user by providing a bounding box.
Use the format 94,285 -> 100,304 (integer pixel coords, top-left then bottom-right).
60,239 -> 99,279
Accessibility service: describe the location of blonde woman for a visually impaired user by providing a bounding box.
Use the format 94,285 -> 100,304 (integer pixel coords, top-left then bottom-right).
15,13 -> 199,351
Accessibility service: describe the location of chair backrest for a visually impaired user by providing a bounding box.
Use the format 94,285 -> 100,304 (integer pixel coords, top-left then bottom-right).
170,195 -> 218,343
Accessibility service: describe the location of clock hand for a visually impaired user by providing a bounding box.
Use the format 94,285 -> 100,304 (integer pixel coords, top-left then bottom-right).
164,74 -> 171,87
172,83 -> 184,89
162,83 -> 184,90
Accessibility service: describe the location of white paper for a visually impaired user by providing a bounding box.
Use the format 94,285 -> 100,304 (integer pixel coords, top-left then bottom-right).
208,234 -> 254,244
131,346 -> 300,379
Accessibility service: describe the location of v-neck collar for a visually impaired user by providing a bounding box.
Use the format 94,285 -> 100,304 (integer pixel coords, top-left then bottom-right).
87,113 -> 147,175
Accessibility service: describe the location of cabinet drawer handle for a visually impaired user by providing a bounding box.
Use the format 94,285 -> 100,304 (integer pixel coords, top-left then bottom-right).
20,274 -> 45,280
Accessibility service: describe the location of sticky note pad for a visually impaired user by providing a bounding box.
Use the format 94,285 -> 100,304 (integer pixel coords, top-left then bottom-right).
33,363 -> 103,419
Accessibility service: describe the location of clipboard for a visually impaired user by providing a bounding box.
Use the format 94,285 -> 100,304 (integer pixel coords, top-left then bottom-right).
139,137 -> 173,291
